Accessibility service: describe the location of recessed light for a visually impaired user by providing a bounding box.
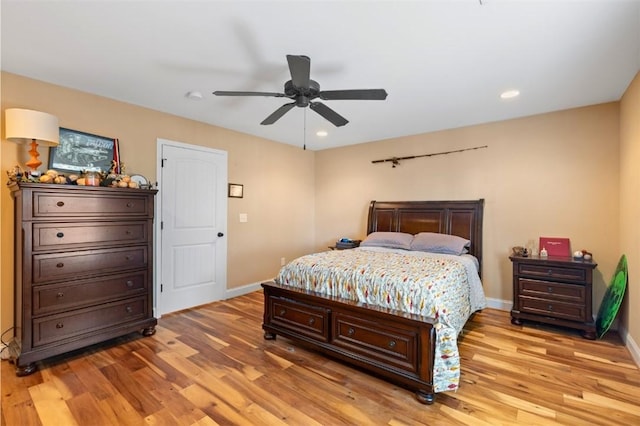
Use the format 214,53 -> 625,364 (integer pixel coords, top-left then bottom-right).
500,90 -> 520,99
316,130 -> 328,137
186,91 -> 203,100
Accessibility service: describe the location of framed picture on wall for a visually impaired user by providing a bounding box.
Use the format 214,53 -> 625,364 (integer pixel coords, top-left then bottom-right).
49,128 -> 116,173
228,183 -> 243,198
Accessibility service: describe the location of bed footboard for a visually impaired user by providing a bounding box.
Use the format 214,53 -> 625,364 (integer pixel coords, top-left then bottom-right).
261,281 -> 437,404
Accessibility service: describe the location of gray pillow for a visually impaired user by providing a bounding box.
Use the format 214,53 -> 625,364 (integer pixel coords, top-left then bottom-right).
410,232 -> 470,255
360,232 -> 413,250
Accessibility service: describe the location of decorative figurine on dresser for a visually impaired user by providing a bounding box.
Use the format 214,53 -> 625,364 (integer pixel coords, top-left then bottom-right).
509,253 -> 597,339
8,182 -> 158,375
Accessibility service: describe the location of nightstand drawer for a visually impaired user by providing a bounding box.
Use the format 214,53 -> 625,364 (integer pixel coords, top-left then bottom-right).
518,279 -> 585,303
519,296 -> 585,322
518,264 -> 586,283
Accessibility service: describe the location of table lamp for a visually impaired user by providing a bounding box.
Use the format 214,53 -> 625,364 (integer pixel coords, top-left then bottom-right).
5,108 -> 59,172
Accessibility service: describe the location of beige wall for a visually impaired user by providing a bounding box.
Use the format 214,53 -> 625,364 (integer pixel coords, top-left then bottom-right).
1,72 -> 316,332
314,103 -> 621,311
1,71 -> 632,350
620,71 -> 640,350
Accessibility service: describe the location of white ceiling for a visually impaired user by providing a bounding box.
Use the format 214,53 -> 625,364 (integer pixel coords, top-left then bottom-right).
2,1 -> 639,151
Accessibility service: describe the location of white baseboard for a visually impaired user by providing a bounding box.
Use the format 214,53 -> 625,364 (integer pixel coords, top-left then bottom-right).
619,323 -> 640,368
485,297 -> 511,311
224,280 -> 270,299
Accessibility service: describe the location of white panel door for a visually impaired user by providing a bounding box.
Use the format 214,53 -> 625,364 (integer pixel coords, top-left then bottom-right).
157,139 -> 227,315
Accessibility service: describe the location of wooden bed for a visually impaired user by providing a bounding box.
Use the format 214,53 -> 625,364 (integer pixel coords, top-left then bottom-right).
261,199 -> 484,404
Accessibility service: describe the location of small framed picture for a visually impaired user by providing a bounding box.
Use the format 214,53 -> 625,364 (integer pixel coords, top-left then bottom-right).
228,183 -> 243,198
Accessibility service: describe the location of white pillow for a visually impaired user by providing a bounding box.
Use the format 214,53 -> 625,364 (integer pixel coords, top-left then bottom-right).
360,232 -> 413,250
410,232 -> 470,255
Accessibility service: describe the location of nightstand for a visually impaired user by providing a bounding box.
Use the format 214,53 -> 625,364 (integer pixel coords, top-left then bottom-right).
509,255 -> 597,339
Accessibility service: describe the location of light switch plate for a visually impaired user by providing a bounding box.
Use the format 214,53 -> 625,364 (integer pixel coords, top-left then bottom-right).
239,213 -> 248,223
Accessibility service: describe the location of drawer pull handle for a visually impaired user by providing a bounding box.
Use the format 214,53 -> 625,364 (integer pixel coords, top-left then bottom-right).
56,262 -> 64,268
56,232 -> 64,238
126,202 -> 134,208
388,340 -> 397,348
547,269 -> 552,275
279,309 -> 286,316
56,201 -> 65,207
56,322 -> 64,329
548,287 -> 553,293
126,280 -> 134,287
548,304 -> 553,311
308,317 -> 315,325
126,306 -> 133,313
125,255 -> 133,261
125,230 -> 132,235
347,327 -> 355,336
56,292 -> 64,298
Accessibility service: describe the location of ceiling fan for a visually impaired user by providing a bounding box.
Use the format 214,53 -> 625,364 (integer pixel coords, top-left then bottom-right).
213,55 -> 387,127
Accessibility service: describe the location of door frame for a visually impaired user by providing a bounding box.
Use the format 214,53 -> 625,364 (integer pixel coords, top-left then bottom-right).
154,138 -> 228,317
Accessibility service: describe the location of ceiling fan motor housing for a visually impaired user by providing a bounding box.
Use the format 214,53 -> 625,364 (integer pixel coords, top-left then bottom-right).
285,79 -> 320,107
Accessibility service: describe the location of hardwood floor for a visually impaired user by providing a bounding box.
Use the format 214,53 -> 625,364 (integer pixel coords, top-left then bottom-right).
2,290 -> 639,425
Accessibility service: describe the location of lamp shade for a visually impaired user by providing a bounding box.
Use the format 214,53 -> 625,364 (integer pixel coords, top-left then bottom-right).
5,108 -> 59,146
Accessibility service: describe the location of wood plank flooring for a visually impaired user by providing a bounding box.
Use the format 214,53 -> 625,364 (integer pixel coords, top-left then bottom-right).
2,290 -> 639,425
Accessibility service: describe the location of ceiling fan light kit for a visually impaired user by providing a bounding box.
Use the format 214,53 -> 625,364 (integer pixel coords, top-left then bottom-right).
213,55 -> 387,128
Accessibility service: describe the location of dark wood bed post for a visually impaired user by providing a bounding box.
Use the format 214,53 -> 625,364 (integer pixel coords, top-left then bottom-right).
262,199 -> 484,405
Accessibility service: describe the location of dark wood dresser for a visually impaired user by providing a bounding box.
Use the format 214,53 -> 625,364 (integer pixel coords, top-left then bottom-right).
9,182 -> 158,375
509,255 -> 597,339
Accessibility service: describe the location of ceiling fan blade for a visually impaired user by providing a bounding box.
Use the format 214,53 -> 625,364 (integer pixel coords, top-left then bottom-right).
213,91 -> 286,97
286,55 -> 311,89
309,102 -> 349,127
260,102 -> 296,125
319,89 -> 388,101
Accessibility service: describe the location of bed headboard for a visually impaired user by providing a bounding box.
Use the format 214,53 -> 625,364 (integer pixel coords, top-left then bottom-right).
367,199 -> 485,269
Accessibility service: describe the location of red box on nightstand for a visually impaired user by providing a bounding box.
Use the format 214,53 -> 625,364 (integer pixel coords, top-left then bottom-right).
539,237 -> 570,257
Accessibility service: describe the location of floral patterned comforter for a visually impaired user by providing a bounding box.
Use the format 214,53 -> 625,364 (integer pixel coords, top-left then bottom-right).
275,246 -> 486,393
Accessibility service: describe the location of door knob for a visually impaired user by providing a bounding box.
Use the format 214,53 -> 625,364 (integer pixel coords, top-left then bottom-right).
217,232 -> 224,237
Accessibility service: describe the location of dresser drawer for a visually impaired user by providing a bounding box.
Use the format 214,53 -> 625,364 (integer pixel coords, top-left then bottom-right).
33,221 -> 148,251
519,296 -> 585,322
518,263 -> 586,283
269,297 -> 330,342
33,271 -> 148,315
32,296 -> 148,347
518,279 -> 585,303
332,312 -> 418,375
32,247 -> 147,283
32,192 -> 152,218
